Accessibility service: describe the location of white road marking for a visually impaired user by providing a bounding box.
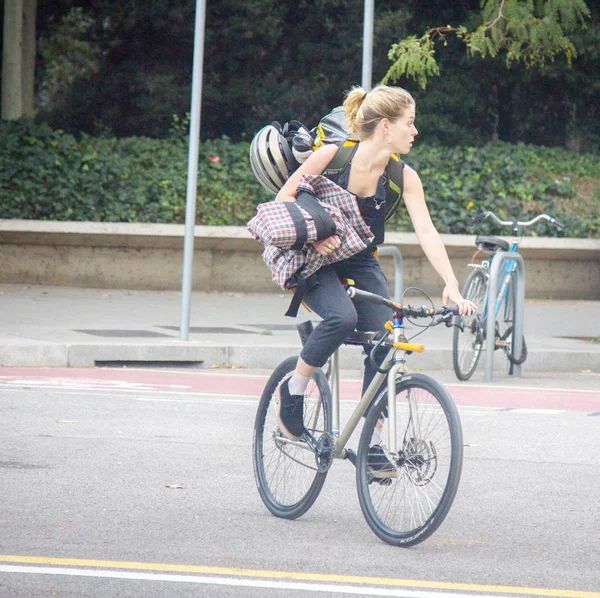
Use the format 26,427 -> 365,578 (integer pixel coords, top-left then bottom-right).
0,386 -> 239,398
510,408 -> 565,415
0,374 -> 598,395
445,383 -> 598,394
0,387 -> 587,415
0,565 -> 531,597
0,376 -> 191,392
136,396 -> 258,405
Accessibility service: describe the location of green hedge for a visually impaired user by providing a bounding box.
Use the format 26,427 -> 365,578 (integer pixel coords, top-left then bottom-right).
393,144 -> 600,237
1,119 -> 598,238
0,119 -> 269,225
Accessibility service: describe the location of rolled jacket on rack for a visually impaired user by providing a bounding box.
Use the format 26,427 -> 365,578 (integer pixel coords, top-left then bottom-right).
247,175 -> 374,316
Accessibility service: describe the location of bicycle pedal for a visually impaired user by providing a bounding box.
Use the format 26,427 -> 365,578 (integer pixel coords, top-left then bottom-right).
345,449 -> 357,467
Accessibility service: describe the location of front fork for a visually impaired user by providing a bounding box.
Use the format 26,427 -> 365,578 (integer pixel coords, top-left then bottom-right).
387,316 -> 415,457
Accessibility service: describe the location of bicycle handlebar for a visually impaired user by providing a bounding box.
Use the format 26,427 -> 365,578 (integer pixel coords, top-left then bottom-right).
472,210 -> 566,230
345,286 -> 458,318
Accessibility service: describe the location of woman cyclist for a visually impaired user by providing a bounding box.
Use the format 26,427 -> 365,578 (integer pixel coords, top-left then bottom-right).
275,85 -> 477,459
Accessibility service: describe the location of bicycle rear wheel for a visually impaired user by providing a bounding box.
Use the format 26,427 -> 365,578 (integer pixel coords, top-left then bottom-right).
356,373 -> 463,547
504,272 -> 528,375
452,269 -> 487,380
252,356 -> 331,520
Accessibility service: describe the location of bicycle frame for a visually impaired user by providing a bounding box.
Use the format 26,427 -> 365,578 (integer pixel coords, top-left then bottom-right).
471,210 -> 564,330
459,210 -> 561,382
479,239 -> 519,327
276,345 -> 403,459
326,321 -> 410,460
279,294 -> 456,462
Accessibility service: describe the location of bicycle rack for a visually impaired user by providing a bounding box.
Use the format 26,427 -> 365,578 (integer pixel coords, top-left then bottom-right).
484,251 -> 526,382
378,245 -> 403,303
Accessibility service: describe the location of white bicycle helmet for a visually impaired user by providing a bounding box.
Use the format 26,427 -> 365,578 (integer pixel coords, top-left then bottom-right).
249,123 -> 298,194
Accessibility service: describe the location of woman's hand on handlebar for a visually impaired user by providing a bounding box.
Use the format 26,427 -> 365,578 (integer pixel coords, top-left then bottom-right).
312,235 -> 341,257
443,283 -> 477,316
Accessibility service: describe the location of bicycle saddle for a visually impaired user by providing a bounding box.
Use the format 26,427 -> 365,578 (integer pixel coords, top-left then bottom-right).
475,235 -> 510,252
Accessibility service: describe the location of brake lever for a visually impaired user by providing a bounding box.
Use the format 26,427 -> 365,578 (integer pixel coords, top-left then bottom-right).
430,312 -> 456,328
438,308 -> 460,329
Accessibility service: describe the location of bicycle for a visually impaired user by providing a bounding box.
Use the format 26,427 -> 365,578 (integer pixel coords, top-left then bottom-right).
452,211 -> 566,381
252,285 -> 464,547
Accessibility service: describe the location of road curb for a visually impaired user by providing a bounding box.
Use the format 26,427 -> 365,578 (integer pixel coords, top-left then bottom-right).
0,341 -> 597,373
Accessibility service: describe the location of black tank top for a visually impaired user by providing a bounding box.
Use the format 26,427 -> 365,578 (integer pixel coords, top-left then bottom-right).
337,166 -> 386,249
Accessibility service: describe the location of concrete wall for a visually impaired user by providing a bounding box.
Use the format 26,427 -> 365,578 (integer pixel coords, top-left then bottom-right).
1,220 -> 599,299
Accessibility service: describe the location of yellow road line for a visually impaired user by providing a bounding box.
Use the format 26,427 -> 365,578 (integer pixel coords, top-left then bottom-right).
0,555 -> 597,598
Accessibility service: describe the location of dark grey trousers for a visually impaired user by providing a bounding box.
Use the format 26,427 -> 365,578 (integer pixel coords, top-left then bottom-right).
299,252 -> 392,397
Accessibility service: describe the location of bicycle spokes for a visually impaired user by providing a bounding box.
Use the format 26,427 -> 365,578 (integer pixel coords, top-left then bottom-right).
453,269 -> 487,380
253,357 -> 331,519
356,375 -> 463,547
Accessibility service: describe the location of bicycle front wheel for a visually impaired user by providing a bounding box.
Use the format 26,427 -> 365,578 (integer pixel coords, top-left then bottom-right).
252,356 -> 331,520
356,373 -> 463,547
453,269 -> 487,381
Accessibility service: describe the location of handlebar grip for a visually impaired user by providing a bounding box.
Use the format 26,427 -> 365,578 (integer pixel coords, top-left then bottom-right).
553,217 -> 567,230
403,305 -> 459,317
346,286 -> 390,306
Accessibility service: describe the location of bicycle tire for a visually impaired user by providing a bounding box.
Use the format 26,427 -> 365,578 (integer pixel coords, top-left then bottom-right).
252,356 -> 331,520
505,274 -> 528,373
507,330 -> 528,370
356,373 -> 463,547
452,269 -> 487,381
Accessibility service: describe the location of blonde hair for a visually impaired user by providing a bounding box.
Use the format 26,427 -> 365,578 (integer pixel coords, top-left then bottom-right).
343,84 -> 415,139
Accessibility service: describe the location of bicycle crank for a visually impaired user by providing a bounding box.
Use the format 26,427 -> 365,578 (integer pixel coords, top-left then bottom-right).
307,432 -> 335,473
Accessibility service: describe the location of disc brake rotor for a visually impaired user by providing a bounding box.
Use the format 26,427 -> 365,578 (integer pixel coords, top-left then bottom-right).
402,438 -> 438,486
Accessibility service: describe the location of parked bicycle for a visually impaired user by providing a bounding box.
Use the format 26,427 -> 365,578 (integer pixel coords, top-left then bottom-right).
452,211 -> 566,381
252,285 -> 464,547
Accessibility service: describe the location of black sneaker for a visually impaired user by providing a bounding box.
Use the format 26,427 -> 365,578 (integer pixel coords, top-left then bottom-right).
367,445 -> 398,484
276,378 -> 305,441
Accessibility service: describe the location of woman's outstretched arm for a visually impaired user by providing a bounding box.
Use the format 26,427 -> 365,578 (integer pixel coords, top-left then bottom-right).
402,164 -> 475,315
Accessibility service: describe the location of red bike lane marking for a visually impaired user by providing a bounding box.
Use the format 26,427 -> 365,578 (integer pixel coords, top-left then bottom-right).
0,368 -> 598,412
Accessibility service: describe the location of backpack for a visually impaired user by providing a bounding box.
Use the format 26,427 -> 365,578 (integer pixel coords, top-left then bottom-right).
249,107 -> 405,223
311,107 -> 405,223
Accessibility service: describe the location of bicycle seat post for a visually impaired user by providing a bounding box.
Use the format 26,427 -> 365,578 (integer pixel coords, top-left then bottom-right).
330,349 -> 340,438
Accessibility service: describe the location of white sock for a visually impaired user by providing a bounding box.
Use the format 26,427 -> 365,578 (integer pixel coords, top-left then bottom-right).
371,429 -> 383,447
288,372 -> 311,396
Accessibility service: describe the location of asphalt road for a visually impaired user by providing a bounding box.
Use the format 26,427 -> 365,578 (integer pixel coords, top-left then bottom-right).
1,368 -> 599,598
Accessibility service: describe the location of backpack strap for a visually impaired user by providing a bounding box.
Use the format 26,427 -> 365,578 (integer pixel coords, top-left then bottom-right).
383,154 -> 405,222
322,140 -> 405,223
321,140 -> 359,181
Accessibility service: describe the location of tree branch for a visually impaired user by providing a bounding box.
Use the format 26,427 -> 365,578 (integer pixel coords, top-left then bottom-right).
424,26 -> 458,41
425,0 -> 506,42
482,0 -> 506,32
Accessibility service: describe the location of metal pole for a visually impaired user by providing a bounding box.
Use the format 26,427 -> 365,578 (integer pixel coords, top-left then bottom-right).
179,0 -> 207,341
484,252 -> 525,382
2,0 -> 24,120
377,245 -> 403,303
362,0 -> 374,91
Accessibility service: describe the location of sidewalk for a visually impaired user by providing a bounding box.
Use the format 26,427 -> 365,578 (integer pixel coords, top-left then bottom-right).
1,283 -> 599,380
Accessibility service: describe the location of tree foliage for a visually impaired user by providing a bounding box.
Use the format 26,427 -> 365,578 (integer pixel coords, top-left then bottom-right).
1,0 -> 597,150
384,0 -> 591,88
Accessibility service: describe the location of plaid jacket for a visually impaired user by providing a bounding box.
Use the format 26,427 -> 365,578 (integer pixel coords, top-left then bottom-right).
247,175 -> 374,290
